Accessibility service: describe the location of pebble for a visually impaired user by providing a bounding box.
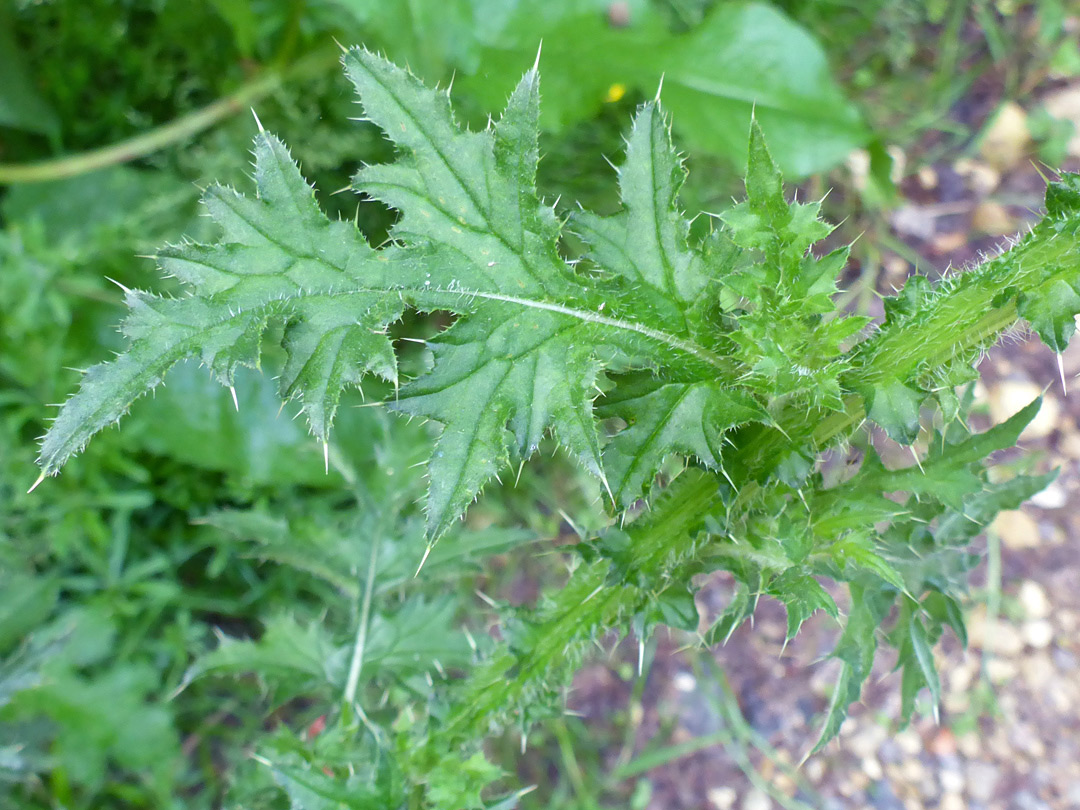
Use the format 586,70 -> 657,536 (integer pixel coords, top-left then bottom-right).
708,787 -> 737,810
673,671 -> 697,692
1012,790 -> 1051,810
931,231 -> 967,254
968,609 -> 1024,655
1059,429 -> 1080,459
901,759 -> 925,783
847,149 -> 871,191
954,157 -> 1001,194
966,760 -> 1000,802
1020,654 -> 1054,689
940,768 -> 965,794
1009,723 -> 1046,758
929,729 -> 957,757
1029,483 -> 1067,510
849,724 -> 887,757
986,658 -> 1019,682
1065,782 -> 1080,806
979,101 -> 1031,170
1022,620 -> 1054,649
1043,85 -> 1080,158
1052,647 -> 1077,671
891,205 -> 938,240
988,381 -> 1060,439
870,779 -> 904,810
862,756 -> 884,780
957,733 -> 981,758
804,758 -> 825,783
741,788 -> 771,810
1017,581 -> 1052,620
896,729 -> 923,756
972,201 -> 1014,235
992,509 -> 1041,550
948,662 -> 975,694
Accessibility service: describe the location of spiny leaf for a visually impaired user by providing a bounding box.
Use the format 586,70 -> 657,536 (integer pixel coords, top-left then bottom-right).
43,48 -> 786,537
862,379 -> 924,445
1017,278 -> 1080,352
812,585 -> 892,752
38,133 -> 408,474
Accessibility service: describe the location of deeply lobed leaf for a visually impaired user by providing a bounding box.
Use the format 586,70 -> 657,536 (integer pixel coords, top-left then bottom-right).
41,49 -> 800,536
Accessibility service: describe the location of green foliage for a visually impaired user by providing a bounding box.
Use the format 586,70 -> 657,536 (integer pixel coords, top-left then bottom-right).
454,1 -> 866,174
23,45 -> 1080,809
7,3 -> 1080,807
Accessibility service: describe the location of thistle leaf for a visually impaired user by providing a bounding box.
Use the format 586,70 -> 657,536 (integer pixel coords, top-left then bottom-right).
40,49 -> 772,537
38,133 -> 407,475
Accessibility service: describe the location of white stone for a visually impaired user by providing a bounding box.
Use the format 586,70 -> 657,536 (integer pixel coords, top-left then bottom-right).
1022,620 -> 1054,649
741,788 -> 772,810
708,787 -> 737,810
989,381 -> 1060,440
1017,581 -> 1052,620
940,768 -> 965,794
1029,484 -> 1067,509
896,728 -> 922,756
673,671 -> 697,692
991,509 -> 1040,550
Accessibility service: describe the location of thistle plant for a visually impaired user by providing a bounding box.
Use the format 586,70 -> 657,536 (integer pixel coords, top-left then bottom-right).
35,48 -> 1080,808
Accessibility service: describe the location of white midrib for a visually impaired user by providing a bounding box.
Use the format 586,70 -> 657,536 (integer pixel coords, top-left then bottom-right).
460,289 -> 727,371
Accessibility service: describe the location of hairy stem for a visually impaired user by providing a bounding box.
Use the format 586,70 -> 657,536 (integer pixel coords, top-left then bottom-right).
442,211 -> 1080,747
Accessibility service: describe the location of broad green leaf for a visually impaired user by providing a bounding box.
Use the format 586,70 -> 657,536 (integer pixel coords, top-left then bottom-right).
459,2 -> 866,174
1045,172 -> 1080,218
570,104 -> 767,502
657,3 -> 867,176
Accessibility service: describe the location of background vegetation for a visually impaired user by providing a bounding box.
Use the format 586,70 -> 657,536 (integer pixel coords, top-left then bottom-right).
2,1 -> 1078,809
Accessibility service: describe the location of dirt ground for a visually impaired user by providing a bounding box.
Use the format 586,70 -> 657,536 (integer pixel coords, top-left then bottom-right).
566,73 -> 1080,810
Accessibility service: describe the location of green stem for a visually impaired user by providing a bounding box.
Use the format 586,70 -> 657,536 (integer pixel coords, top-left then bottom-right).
0,48 -> 338,185
344,531 -> 381,708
